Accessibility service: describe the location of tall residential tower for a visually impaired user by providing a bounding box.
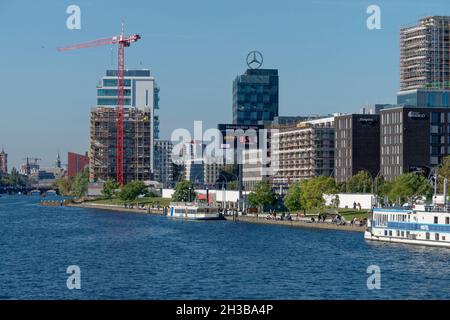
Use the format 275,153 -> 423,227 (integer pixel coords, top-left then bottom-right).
89,69 -> 159,183
400,16 -> 450,92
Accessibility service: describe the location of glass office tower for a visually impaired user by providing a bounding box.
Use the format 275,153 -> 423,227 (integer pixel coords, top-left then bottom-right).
232,69 -> 279,125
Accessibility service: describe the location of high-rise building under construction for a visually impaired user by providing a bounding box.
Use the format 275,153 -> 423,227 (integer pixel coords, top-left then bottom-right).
89,69 -> 159,184
400,16 -> 450,92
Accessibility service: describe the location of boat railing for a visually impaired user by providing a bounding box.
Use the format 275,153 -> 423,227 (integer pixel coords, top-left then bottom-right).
170,201 -> 217,208
423,205 -> 450,213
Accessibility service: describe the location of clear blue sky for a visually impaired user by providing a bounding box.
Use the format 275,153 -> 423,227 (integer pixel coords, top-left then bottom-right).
1,0 -> 449,169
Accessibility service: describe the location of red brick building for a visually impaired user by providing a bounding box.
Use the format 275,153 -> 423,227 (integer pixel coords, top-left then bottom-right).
68,152 -> 89,178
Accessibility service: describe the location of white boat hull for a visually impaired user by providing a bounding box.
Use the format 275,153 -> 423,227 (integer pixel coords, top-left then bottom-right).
169,203 -> 221,220
364,231 -> 450,248
366,207 -> 450,248
169,212 -> 221,220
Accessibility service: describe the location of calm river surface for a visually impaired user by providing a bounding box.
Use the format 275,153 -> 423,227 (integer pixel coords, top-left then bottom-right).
0,195 -> 449,299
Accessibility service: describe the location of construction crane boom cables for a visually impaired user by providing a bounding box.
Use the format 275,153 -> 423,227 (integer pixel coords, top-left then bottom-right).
57,29 -> 141,185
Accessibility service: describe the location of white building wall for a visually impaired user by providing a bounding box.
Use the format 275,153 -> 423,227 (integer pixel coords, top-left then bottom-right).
324,193 -> 374,209
134,78 -> 155,110
162,189 -> 247,203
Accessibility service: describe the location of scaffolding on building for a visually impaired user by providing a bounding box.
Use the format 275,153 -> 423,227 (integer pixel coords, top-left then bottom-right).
89,107 -> 152,184
400,16 -> 450,91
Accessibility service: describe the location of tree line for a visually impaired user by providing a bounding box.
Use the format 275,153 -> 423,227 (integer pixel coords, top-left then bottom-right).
245,156 -> 450,214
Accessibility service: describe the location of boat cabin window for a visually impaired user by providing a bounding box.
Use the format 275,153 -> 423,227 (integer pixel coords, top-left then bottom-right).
446,217 -> 449,225
435,233 -> 440,241
434,216 -> 438,224
426,232 -> 430,240
374,213 -> 388,227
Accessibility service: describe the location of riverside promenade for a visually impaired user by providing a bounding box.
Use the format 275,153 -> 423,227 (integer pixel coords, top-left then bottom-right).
226,215 -> 366,233
68,202 -> 365,233
67,202 -> 165,215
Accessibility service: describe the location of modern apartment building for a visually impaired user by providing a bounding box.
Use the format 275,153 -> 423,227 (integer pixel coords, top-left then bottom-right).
400,16 -> 450,92
96,69 -> 160,137
242,149 -> 272,191
217,123 -> 265,164
182,156 -> 226,187
380,106 -> 450,181
334,114 -> 380,183
204,158 -> 226,186
271,117 -> 335,185
153,140 -> 174,188
89,69 -> 158,183
232,69 -> 279,125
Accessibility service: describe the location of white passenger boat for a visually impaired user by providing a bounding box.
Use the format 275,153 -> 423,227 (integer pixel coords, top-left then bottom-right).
365,205 -> 450,248
168,202 -> 221,220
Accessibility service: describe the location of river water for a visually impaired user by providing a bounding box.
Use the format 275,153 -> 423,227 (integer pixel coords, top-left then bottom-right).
0,195 -> 449,299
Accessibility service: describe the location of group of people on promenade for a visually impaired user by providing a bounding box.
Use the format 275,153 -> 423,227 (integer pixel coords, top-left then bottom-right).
353,201 -> 362,210
264,210 -> 367,227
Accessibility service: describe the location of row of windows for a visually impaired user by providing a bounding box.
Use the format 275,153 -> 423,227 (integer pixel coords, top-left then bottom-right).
381,155 -> 401,166
427,112 -> 450,124
382,134 -> 402,145
382,229 -> 449,241
97,98 -> 132,106
382,124 -> 402,135
381,145 -> 401,156
382,165 -> 403,177
97,89 -> 131,97
102,79 -> 132,87
382,112 -> 402,125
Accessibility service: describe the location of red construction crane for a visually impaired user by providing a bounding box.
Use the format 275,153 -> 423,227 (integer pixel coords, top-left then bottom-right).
57,29 -> 141,185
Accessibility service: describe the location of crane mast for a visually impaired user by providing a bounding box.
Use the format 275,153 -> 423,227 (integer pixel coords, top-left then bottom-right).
57,31 -> 141,185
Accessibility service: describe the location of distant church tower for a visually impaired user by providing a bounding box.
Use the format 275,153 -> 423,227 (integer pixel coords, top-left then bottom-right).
55,152 -> 61,169
0,146 -> 8,176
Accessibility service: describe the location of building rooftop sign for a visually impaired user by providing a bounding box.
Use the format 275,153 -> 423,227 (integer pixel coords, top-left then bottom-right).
408,111 -> 427,119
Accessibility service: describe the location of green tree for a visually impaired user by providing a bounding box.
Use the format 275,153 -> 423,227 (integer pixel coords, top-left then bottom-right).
72,168 -> 89,198
299,176 -> 337,213
118,181 -> 148,201
247,181 -> 276,212
347,171 -> 373,193
331,194 -> 340,208
387,173 -> 432,205
373,174 -> 386,196
284,182 -> 302,211
436,156 -> 450,193
54,177 -> 73,196
227,180 -> 238,190
102,179 -> 119,199
172,180 -> 195,202
2,168 -> 29,187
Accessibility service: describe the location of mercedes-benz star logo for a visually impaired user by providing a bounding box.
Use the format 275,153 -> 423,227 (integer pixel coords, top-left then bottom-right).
246,51 -> 263,69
